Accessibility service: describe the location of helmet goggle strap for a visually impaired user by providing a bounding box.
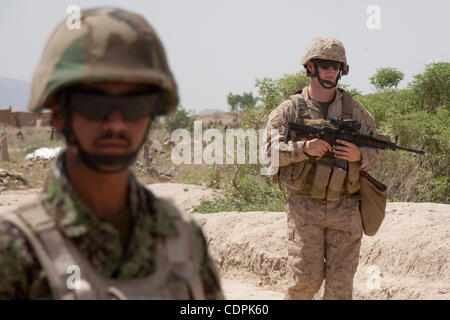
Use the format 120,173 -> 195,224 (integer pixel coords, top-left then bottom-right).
56,90 -> 153,174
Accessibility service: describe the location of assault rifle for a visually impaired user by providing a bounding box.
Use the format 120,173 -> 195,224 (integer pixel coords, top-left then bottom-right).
285,118 -> 425,155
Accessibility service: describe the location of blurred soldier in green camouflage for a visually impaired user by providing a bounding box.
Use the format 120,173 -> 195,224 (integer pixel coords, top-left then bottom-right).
0,7 -> 223,300
264,36 -> 381,299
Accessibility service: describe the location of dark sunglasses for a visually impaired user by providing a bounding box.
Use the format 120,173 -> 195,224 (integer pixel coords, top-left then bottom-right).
315,59 -> 342,71
64,90 -> 162,121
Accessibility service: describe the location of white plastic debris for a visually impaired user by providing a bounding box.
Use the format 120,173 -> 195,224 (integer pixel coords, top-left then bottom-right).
25,147 -> 63,161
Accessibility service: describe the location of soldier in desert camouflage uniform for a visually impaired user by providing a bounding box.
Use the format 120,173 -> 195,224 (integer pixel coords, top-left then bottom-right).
264,37 -> 381,299
0,7 -> 223,300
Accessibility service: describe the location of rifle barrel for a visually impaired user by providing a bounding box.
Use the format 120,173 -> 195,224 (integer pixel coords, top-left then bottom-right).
391,144 -> 425,155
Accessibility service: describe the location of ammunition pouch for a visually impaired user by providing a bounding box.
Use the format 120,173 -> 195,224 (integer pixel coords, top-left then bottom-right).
278,158 -> 363,201
326,166 -> 347,201
310,162 -> 332,199
277,159 -> 313,191
359,171 -> 387,236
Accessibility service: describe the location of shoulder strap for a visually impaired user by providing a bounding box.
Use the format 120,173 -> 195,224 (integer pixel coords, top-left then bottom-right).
157,199 -> 206,300
289,96 -> 311,124
3,201 -> 93,300
3,201 -> 70,299
338,88 -> 354,119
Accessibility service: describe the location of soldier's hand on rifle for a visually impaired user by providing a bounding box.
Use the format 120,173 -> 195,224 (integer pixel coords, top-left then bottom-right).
333,139 -> 361,162
304,139 -> 333,157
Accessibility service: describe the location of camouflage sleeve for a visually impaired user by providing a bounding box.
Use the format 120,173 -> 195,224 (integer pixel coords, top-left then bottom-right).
352,100 -> 381,172
264,99 -> 310,168
0,220 -> 44,299
190,220 -> 225,300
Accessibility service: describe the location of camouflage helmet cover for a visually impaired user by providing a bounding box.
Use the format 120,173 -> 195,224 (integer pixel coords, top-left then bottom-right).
29,7 -> 179,115
301,36 -> 349,75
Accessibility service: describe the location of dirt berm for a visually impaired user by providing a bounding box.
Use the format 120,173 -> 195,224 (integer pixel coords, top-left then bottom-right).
1,183 -> 449,299
192,202 -> 450,300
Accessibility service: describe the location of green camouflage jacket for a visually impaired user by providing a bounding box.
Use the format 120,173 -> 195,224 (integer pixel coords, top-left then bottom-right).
0,152 -> 224,299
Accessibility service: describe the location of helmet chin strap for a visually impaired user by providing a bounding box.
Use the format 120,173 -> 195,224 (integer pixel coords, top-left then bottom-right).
308,60 -> 342,89
318,77 -> 338,89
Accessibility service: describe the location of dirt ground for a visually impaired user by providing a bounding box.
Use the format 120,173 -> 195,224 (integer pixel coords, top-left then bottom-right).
1,182 -> 449,300
194,203 -> 450,300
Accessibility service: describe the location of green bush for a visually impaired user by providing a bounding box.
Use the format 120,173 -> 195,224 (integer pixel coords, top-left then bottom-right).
276,72 -> 310,100
227,92 -> 258,112
183,170 -> 202,185
369,67 -> 404,91
361,91 -> 449,203
164,106 -> 195,133
245,72 -> 309,130
206,164 -> 221,189
356,89 -> 416,125
424,176 -> 449,203
389,107 -> 449,175
408,62 -> 450,113
193,164 -> 288,213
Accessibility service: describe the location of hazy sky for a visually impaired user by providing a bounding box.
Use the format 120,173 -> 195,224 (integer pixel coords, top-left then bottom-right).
0,0 -> 448,113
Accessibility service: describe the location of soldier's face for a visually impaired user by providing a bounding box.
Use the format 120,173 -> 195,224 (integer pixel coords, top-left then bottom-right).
307,61 -> 340,82
55,82 -> 153,156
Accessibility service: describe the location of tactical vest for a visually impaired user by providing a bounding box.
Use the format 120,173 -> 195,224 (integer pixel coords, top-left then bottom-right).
3,199 -> 206,300
277,88 -> 360,201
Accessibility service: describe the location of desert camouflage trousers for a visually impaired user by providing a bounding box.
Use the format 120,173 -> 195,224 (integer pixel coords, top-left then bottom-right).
284,193 -> 363,300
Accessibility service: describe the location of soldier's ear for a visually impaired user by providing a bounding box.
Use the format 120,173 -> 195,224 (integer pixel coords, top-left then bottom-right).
306,61 -> 314,74
48,97 -> 64,132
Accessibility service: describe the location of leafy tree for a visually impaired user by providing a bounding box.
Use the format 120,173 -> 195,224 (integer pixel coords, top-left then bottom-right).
408,62 -> 450,113
369,67 -> 404,91
164,106 -> 195,133
227,92 -> 258,112
244,71 -> 309,129
337,83 -> 362,97
276,71 -> 310,99
253,77 -> 281,115
348,87 -> 363,97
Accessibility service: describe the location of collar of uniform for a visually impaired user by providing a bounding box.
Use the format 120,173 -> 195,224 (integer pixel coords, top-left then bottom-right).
41,150 -> 178,239
301,86 -> 343,104
301,86 -> 343,117
300,87 -> 319,114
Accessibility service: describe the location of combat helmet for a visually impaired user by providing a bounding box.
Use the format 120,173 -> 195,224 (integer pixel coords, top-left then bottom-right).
29,7 -> 179,116
29,7 -> 179,173
301,36 -> 349,88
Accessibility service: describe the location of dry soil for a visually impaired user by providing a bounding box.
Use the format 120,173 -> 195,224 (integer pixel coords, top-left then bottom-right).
1,182 -> 449,300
